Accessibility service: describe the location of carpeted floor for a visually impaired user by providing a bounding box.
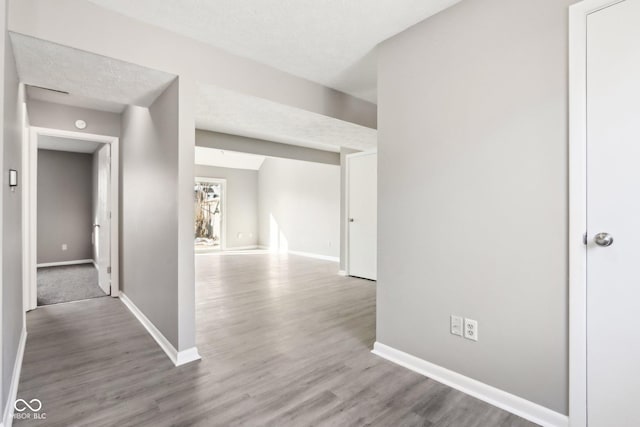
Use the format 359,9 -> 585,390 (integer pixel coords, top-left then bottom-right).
37,264 -> 107,306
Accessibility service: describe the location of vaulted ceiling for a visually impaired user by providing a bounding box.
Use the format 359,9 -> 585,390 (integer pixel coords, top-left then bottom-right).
87,0 -> 461,103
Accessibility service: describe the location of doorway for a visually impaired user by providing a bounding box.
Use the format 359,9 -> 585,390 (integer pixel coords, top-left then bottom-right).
346,151 -> 377,280
194,177 -> 226,252
25,127 -> 119,311
569,0 -> 640,425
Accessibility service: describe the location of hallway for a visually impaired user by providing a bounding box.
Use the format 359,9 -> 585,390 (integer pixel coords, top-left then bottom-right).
15,253 -> 533,426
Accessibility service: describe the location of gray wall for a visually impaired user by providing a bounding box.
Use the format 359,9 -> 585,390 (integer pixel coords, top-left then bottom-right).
195,165 -> 259,249
121,79 -> 179,348
258,157 -> 340,259
197,130 -> 340,166
37,149 -> 93,264
1,3 -> 24,412
377,0 -> 575,414
28,99 -> 121,137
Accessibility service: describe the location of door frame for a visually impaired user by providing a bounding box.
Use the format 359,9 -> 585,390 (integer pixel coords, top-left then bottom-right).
194,177 -> 227,251
24,127 -> 120,311
344,150 -> 377,277
568,1 -> 625,425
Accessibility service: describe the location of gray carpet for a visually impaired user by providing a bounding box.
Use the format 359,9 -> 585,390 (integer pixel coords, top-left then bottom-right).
37,264 -> 107,306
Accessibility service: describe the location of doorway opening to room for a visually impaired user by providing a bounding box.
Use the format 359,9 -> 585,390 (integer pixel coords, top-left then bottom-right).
194,178 -> 226,253
24,127 -> 119,309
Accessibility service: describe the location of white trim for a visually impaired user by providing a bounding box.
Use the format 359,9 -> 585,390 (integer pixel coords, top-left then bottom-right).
568,2 -> 624,426
258,246 -> 339,262
337,270 -> 347,276
225,245 -> 259,251
2,328 -> 27,427
25,127 -> 120,312
288,250 -> 339,262
372,342 -> 568,427
119,293 -> 200,367
195,177 -> 227,251
36,259 -> 94,268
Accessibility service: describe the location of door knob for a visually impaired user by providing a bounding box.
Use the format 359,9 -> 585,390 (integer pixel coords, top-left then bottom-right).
594,232 -> 613,247
349,218 -> 355,222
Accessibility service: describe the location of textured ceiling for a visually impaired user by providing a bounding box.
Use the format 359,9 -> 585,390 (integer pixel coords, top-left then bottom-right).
195,147 -> 266,171
38,135 -> 102,154
26,85 -> 125,113
196,84 -> 377,152
10,33 -> 176,108
87,0 -> 462,103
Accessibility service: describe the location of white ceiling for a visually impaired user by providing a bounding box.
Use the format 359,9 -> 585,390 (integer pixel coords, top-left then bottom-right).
38,135 -> 102,154
10,33 -> 176,109
87,0 -> 461,103
12,32 -> 377,153
196,84 -> 377,152
26,85 -> 125,113
195,147 -> 265,170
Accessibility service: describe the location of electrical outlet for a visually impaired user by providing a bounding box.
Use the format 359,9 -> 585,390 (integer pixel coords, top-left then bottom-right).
237,232 -> 243,239
450,315 -> 463,336
61,244 -> 68,251
464,318 -> 478,341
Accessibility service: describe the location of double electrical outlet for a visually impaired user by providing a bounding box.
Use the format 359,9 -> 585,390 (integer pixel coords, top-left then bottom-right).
450,315 -> 478,341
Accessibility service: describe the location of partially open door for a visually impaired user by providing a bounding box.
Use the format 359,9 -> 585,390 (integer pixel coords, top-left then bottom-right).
95,144 -> 111,294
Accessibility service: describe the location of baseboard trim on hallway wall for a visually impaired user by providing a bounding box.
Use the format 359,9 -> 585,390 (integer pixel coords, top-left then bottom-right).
371,342 -> 568,427
119,293 -> 201,367
257,246 -> 339,263
36,259 -> 93,268
2,327 -> 27,427
225,245 -> 259,251
337,270 -> 347,276
288,251 -> 339,262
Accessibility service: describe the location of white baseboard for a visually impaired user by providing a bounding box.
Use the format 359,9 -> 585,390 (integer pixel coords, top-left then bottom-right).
119,293 -> 200,367
338,270 -> 347,276
2,328 -> 27,427
288,250 -> 339,262
258,246 -> 339,263
372,342 -> 568,427
36,259 -> 93,268
225,245 -> 258,251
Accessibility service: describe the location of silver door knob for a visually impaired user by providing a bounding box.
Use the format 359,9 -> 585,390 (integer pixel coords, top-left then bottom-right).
594,232 -> 613,247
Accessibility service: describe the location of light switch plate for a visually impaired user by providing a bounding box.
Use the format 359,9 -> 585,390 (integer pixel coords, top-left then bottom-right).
451,315 -> 463,336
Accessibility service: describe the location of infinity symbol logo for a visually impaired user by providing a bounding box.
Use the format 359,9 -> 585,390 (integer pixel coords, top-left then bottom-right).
14,398 -> 42,412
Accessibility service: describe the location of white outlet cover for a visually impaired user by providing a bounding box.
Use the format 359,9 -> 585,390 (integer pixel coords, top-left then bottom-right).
450,315 -> 463,336
464,318 -> 478,341
61,244 -> 68,251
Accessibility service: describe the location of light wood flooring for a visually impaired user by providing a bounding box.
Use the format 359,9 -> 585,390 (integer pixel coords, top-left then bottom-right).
15,252 -> 536,426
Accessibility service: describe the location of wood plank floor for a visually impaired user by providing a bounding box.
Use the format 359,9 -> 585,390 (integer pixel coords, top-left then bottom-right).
15,252 -> 536,426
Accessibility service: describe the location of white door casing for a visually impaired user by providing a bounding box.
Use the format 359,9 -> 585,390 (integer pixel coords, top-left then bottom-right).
346,151 -> 377,280
25,127 -> 120,310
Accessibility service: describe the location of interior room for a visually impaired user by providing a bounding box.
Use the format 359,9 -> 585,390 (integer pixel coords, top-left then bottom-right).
1,0 -> 637,426
35,136 -> 110,306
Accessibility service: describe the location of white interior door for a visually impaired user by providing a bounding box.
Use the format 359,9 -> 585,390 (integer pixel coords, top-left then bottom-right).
586,1 -> 640,425
347,152 -> 377,280
96,144 -> 111,294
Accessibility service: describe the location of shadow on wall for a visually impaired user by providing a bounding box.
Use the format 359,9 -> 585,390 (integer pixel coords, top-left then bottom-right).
269,214 -> 289,253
